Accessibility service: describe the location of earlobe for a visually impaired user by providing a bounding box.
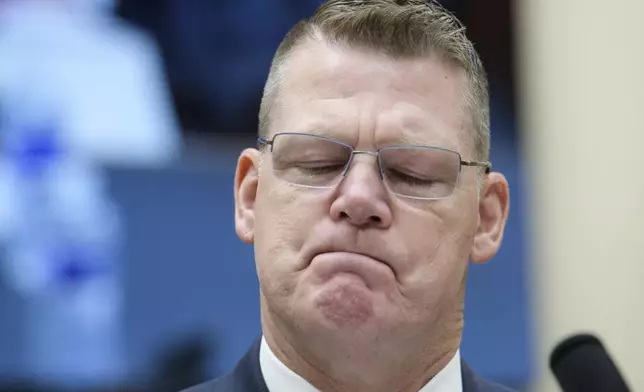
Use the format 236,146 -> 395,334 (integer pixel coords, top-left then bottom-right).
470,173 -> 510,264
234,149 -> 261,244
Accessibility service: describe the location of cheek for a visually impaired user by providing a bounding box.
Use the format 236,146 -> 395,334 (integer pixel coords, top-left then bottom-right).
398,204 -> 476,302
254,185 -> 323,283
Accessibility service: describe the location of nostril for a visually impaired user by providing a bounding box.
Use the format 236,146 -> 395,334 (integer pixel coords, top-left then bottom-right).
337,211 -> 382,225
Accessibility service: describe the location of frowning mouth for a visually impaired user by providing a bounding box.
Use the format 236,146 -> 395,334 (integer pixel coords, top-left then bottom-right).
309,248 -> 390,268
309,251 -> 396,289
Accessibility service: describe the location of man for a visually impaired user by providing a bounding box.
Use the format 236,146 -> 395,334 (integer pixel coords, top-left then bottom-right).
185,0 -> 512,391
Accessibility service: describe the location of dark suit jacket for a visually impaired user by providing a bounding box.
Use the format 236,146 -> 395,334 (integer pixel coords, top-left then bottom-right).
182,339 -> 516,392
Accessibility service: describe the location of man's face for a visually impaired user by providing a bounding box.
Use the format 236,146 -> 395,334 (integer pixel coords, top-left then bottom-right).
234,39 -> 508,351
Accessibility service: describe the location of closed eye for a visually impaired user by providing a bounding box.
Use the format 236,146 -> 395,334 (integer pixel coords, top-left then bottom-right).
298,164 -> 346,176
385,169 -> 435,185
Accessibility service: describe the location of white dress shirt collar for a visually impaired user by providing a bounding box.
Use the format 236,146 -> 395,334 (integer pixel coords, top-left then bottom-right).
259,336 -> 463,392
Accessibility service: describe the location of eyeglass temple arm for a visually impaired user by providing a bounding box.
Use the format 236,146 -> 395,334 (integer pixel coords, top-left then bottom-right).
257,137 -> 273,149
461,160 -> 492,174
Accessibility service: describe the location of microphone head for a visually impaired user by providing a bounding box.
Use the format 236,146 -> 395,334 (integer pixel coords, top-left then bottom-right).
550,333 -> 630,392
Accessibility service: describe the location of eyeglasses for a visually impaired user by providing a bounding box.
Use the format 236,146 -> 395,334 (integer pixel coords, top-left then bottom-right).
258,132 -> 491,200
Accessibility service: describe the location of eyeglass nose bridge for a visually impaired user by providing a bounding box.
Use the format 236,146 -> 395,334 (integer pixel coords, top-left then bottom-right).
342,149 -> 383,178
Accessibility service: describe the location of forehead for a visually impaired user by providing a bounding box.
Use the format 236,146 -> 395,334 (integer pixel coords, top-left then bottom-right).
273,38 -> 471,152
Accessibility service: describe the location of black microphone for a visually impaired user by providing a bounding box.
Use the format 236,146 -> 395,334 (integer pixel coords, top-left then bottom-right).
550,333 -> 630,392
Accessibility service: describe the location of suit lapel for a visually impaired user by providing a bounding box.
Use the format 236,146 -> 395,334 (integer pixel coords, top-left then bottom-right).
227,338 -> 270,392
461,359 -> 516,392
461,360 -> 481,392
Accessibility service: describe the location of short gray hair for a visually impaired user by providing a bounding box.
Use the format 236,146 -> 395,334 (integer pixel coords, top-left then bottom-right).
259,0 -> 490,160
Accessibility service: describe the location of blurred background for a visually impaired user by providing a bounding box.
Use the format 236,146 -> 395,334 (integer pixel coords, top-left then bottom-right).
0,0 -> 642,391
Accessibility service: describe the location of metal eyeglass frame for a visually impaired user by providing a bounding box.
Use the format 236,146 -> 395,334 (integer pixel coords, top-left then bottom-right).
257,132 -> 492,199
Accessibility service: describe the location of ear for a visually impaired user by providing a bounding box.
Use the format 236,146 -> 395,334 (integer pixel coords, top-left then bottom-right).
234,148 -> 261,244
469,172 -> 510,264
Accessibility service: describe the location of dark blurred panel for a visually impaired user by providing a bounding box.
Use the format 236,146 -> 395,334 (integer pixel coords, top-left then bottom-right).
148,335 -> 212,392
463,0 -> 515,107
117,0 -> 322,135
116,0 -> 469,136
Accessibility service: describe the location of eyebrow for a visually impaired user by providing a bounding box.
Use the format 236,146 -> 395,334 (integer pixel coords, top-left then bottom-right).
382,133 -> 458,151
393,134 -> 432,146
295,127 -> 350,143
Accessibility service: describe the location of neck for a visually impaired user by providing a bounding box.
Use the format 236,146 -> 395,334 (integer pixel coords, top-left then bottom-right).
261,298 -> 463,392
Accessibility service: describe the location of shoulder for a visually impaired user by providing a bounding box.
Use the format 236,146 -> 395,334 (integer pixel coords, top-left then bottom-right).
461,361 -> 517,392
180,377 -> 227,392
181,339 -> 268,392
180,364 -> 265,392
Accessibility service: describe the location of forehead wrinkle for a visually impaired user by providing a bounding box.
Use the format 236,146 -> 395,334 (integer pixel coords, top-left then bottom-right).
280,99 -> 360,144
372,105 -> 462,153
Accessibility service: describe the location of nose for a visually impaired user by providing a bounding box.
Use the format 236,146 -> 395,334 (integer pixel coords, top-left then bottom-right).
329,159 -> 393,229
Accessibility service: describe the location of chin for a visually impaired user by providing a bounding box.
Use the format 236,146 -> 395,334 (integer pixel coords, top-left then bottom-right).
309,279 -> 381,330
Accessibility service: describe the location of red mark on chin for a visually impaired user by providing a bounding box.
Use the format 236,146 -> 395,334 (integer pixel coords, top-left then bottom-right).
315,282 -> 374,327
